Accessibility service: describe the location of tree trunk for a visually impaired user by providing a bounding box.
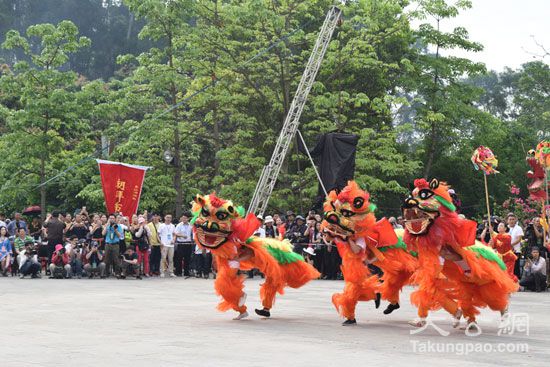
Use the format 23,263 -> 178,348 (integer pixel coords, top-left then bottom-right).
40,157 -> 46,220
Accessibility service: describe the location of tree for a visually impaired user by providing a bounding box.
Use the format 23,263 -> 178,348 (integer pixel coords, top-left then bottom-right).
0,21 -> 90,217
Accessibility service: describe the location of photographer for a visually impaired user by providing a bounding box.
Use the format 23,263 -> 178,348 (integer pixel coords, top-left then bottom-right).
134,216 -> 150,277
102,214 -> 123,277
18,241 -> 41,278
119,245 -> 141,279
49,244 -> 71,279
83,241 -> 106,278
520,247 -> 547,292
285,215 -> 308,254
65,236 -> 84,279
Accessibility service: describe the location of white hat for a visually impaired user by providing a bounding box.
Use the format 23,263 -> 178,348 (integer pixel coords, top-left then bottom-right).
264,215 -> 274,224
303,247 -> 316,256
257,214 -> 264,221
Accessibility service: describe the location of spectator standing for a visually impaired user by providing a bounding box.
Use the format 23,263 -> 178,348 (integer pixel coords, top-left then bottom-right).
264,216 -> 278,238
147,214 -> 162,276
174,214 -> 193,277
193,244 -> 212,279
286,215 -> 308,254
67,214 -> 88,240
7,212 -> 27,236
507,213 -> 524,279
28,217 -> 42,241
0,213 -> 6,228
388,217 -> 403,230
520,247 -> 547,292
43,212 -> 66,266
102,214 -> 123,277
134,216 -> 150,277
89,216 -> 104,245
158,214 -> 176,278
0,227 -> 11,276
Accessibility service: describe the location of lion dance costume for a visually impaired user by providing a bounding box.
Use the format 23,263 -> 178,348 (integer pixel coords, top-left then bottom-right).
191,193 -> 319,320
402,178 -> 518,327
321,181 -> 417,325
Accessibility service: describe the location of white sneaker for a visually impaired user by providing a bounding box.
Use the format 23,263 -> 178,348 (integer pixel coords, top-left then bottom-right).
238,293 -> 247,307
233,311 -> 249,320
160,273 -> 165,278
408,318 -> 426,328
169,273 -> 176,278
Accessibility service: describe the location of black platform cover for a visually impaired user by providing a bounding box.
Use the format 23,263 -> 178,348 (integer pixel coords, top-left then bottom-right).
299,131 -> 359,208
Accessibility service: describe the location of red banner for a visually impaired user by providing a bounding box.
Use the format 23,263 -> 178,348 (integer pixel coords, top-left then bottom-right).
97,160 -> 150,217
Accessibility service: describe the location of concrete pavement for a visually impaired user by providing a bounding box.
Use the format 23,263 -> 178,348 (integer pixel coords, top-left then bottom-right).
1,277 -> 548,366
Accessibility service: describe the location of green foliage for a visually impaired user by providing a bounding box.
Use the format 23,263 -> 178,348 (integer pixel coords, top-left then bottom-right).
0,0 -> 547,222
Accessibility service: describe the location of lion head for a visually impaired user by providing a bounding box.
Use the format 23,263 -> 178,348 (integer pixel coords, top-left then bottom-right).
191,193 -> 245,249
321,181 -> 377,241
402,178 -> 456,236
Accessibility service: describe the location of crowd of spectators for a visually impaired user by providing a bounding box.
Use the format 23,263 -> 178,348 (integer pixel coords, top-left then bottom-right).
0,207 -> 548,293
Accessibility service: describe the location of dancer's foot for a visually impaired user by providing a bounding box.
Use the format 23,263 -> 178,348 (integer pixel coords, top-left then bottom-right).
408,318 -> 426,328
342,319 -> 357,326
255,308 -> 271,318
375,293 -> 381,309
460,318 -> 477,330
383,303 -> 400,315
233,311 -> 249,320
238,293 -> 247,307
500,307 -> 509,322
452,309 -> 463,328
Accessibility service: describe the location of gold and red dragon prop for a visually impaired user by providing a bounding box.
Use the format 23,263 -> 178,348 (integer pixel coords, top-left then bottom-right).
403,178 -> 518,328
192,193 -> 319,320
321,181 -> 418,325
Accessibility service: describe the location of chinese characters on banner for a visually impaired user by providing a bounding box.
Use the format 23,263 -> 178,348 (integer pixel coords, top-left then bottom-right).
97,160 -> 151,217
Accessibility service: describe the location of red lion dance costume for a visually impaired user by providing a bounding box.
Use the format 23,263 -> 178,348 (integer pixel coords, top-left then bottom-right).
192,193 -> 319,320
403,178 -> 518,328
321,181 -> 417,325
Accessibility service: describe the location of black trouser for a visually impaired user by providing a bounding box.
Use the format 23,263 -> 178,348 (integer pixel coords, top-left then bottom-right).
313,246 -> 325,274
193,252 -> 212,276
174,243 -> 193,276
20,261 -> 40,277
520,272 -> 546,292
513,253 -> 522,280
150,246 -> 161,274
323,246 -> 341,280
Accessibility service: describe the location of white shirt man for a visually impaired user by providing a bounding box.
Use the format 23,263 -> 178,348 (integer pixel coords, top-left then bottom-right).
158,214 -> 176,278
175,220 -> 193,244
507,215 -> 524,253
159,219 -> 176,248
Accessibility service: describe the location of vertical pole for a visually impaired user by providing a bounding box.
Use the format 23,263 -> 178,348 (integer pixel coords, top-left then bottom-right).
484,174 -> 493,240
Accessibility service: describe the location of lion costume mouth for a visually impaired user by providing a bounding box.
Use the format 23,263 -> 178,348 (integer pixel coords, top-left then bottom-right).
403,207 -> 438,235
194,225 -> 230,249
322,222 -> 353,241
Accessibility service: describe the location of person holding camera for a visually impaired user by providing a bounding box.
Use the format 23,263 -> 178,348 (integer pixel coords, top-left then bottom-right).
18,241 -> 41,278
43,211 -> 66,269
83,241 -> 106,278
120,245 -> 141,279
134,216 -> 150,277
49,244 -> 71,278
102,214 -> 123,277
65,236 -> 84,279
286,215 -> 308,254
520,247 -> 547,292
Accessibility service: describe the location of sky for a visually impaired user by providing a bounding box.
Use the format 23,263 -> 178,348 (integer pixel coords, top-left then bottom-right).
416,0 -> 550,71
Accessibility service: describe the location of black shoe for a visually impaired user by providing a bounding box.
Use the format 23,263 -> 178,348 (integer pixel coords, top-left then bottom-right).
342,319 -> 357,326
375,293 -> 381,309
100,276 -> 106,279
255,308 -> 271,318
120,275 -> 126,279
136,275 -> 142,280
383,303 -> 400,315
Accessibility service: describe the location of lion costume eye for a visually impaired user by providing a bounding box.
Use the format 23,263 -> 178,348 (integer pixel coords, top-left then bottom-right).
353,197 -> 364,209
201,208 -> 210,217
340,209 -> 355,218
216,211 -> 229,220
419,189 -> 434,200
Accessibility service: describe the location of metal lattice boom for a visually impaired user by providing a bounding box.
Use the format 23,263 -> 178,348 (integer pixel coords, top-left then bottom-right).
248,6 -> 342,216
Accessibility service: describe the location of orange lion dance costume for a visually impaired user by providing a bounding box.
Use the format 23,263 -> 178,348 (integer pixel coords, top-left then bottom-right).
192,193 -> 319,320
321,181 -> 417,325
403,178 -> 518,328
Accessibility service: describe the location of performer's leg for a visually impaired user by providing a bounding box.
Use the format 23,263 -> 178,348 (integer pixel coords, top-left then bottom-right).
214,262 -> 247,317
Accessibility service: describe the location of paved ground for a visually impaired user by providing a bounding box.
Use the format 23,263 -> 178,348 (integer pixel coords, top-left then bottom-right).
1,277 -> 548,367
